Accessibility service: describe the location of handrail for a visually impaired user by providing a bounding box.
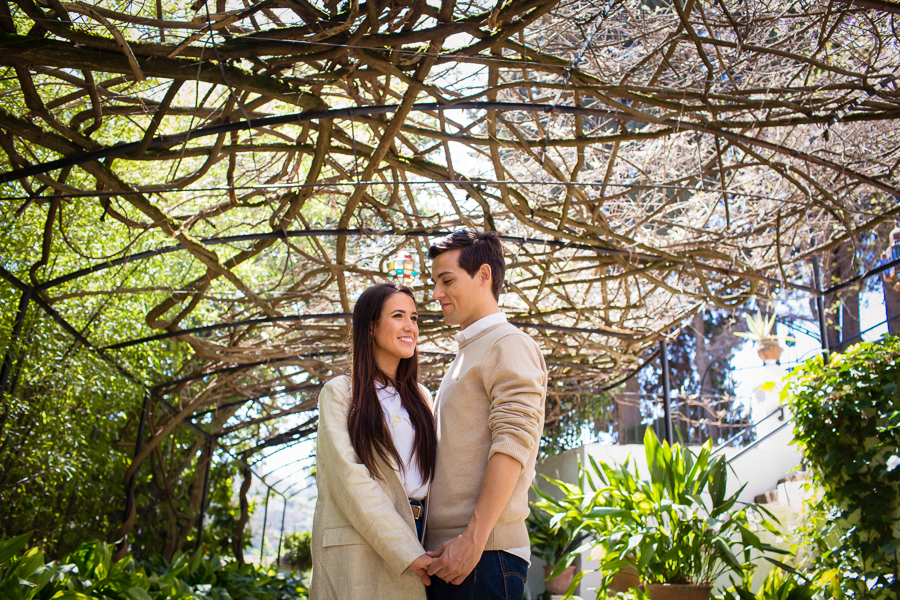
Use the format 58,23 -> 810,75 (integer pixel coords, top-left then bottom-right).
726,419 -> 794,463
710,406 -> 784,455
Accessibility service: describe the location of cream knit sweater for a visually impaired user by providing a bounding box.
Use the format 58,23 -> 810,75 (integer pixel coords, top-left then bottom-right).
424,321 -> 547,552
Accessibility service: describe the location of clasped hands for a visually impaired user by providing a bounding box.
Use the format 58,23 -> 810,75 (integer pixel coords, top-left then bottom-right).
408,533 -> 484,586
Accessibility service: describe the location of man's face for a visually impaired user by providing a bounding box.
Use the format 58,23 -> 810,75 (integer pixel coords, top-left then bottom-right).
431,249 -> 485,328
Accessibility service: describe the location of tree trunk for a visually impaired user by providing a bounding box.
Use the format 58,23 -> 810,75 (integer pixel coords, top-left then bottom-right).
885,275 -> 900,335
233,464 -> 253,565
824,242 -> 859,352
693,311 -> 719,444
616,375 -> 642,444
840,284 -> 861,350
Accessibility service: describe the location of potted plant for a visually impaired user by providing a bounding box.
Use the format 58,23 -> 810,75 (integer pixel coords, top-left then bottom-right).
533,462 -> 640,597
735,309 -> 794,363
610,429 -> 788,599
535,430 -> 787,600
719,565 -> 822,600
526,503 -> 588,596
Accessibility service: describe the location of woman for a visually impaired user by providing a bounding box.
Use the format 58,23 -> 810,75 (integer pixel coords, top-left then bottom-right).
311,282 -> 436,600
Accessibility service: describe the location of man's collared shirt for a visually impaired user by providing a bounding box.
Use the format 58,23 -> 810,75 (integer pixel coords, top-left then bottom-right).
454,311 -> 507,344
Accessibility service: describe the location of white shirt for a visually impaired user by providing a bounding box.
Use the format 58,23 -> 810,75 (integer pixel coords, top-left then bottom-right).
454,311 -> 508,344
453,312 -> 531,564
376,383 -> 429,500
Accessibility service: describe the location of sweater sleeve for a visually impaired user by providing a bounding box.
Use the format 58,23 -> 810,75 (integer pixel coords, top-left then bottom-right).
417,383 -> 434,411
484,334 -> 547,467
317,377 -> 425,576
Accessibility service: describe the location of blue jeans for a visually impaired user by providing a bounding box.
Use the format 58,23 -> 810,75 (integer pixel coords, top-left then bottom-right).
427,551 -> 528,600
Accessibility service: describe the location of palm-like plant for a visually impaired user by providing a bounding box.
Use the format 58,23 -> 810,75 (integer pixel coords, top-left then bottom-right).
533,429 -> 789,597
734,310 -> 795,344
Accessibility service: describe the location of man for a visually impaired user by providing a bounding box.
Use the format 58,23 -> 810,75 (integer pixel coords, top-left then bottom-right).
424,229 -> 548,600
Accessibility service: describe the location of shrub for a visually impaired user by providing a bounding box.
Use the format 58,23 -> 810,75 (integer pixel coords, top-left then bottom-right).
281,531 -> 312,574
0,534 -> 309,600
785,336 -> 900,598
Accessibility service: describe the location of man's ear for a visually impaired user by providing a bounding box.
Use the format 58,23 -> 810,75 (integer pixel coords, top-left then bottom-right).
479,264 -> 492,286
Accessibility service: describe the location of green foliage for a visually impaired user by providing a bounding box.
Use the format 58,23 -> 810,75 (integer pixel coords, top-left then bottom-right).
720,567 -> 823,600
540,392 -> 612,458
0,535 -> 308,600
785,336 -> 900,598
533,429 -> 786,598
0,278 -> 246,560
280,532 -> 312,574
526,502 -> 589,569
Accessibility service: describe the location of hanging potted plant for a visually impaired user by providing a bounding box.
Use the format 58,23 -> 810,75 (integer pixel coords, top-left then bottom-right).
735,309 -> 794,364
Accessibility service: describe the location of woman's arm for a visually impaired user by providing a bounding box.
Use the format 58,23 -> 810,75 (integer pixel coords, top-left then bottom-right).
317,377 -> 426,577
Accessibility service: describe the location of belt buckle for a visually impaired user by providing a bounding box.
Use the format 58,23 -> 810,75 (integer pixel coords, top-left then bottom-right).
410,503 -> 423,519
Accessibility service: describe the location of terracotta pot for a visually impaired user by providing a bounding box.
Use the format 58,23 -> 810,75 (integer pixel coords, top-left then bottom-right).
645,583 -> 713,600
543,564 -> 576,595
757,340 -> 783,363
609,564 -> 641,593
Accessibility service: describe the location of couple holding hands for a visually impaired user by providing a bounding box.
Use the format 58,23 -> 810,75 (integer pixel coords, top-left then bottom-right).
310,229 -> 548,600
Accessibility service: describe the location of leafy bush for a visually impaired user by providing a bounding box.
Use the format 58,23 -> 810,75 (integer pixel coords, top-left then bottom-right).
0,534 -> 308,600
785,336 -> 900,598
533,429 -> 786,596
720,566 -> 824,600
281,532 -> 312,574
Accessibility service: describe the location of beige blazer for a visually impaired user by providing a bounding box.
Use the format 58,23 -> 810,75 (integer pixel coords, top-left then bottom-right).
310,375 -> 429,600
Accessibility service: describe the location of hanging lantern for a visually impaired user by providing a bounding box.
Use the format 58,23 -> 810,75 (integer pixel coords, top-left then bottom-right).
387,252 -> 419,284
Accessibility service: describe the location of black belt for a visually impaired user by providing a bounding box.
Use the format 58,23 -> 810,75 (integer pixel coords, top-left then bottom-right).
409,498 -> 424,519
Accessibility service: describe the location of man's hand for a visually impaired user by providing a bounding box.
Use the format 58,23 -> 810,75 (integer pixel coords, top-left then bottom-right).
409,554 -> 435,586
425,532 -> 485,585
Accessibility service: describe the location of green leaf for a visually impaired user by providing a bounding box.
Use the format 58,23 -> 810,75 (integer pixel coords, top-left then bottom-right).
714,537 -> 743,574
0,534 -> 32,565
126,587 -> 153,600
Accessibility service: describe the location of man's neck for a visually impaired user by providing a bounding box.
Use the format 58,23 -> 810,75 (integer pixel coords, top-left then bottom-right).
460,305 -> 501,331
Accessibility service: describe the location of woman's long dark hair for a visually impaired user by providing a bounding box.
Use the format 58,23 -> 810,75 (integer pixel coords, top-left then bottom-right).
347,282 -> 436,482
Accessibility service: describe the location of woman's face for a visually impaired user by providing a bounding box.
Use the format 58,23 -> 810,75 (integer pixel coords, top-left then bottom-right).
372,292 -> 419,362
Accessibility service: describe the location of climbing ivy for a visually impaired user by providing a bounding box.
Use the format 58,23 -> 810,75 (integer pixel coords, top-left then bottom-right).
785,336 -> 900,598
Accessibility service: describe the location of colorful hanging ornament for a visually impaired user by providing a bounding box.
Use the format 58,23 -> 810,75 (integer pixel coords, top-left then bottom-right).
387,253 -> 419,284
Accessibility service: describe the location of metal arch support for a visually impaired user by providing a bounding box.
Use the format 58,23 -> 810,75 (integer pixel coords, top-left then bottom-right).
0,103 -> 671,185
276,495 -> 288,569
812,257 -> 831,365
259,487 -> 271,562
108,313 -> 640,355
660,338 -> 674,445
40,229 -> 659,292
117,390 -> 151,554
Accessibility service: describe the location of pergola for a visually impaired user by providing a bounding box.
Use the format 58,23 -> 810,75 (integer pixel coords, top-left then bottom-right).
1,0 -> 898,558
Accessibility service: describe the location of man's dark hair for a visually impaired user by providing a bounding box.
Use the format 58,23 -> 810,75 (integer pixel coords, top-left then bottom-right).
428,229 -> 506,300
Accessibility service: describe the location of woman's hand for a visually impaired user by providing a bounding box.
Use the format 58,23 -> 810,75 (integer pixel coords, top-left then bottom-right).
409,553 -> 434,585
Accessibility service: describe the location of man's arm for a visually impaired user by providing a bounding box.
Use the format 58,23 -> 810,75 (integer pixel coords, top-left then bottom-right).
425,452 -> 521,584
